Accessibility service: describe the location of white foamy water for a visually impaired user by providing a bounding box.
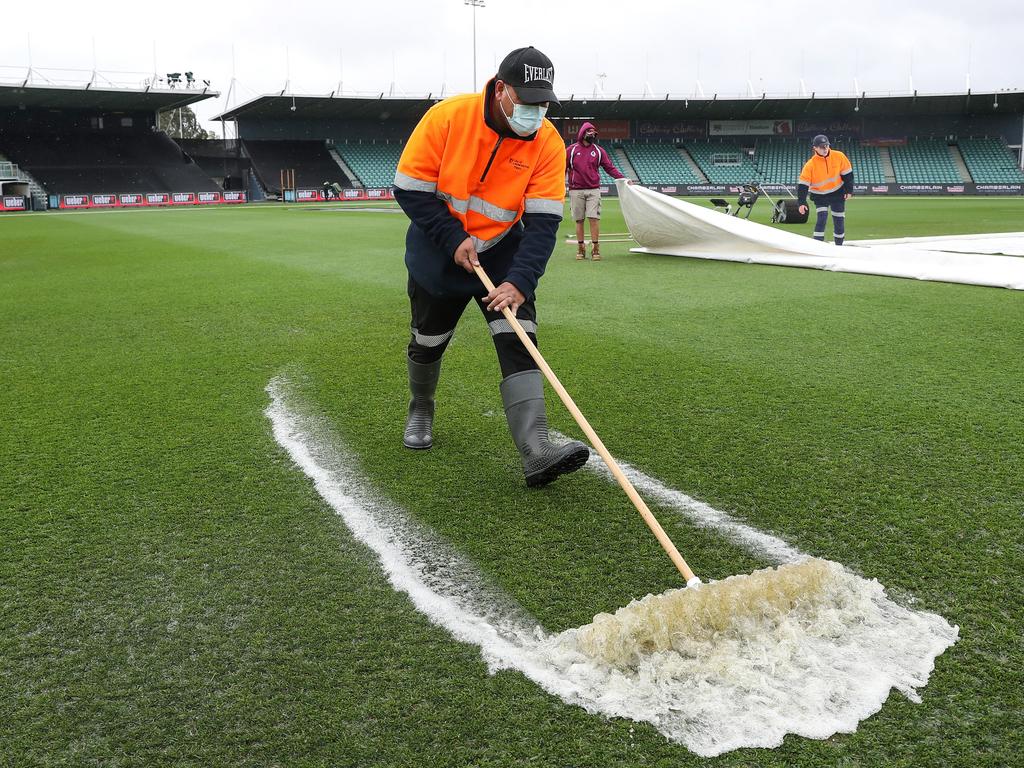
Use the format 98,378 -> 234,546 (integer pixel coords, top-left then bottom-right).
266,378 -> 958,757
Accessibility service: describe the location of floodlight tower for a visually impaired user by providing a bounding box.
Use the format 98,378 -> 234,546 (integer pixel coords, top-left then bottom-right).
465,0 -> 486,91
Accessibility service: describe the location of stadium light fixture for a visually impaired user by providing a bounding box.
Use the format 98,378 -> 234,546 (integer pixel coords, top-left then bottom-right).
464,0 -> 486,91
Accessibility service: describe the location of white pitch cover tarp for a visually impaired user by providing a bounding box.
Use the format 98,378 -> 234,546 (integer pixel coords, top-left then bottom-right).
617,179 -> 1024,290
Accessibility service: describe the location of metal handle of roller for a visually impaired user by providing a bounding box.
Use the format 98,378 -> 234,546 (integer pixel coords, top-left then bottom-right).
474,263 -> 700,586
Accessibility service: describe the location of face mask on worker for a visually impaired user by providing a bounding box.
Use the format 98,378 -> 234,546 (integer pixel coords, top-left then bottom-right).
585,132 -> 596,142
500,87 -> 547,136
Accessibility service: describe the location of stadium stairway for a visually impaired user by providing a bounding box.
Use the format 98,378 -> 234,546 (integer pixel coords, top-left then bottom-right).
612,146 -> 639,183
326,146 -> 360,188
949,144 -> 973,182
0,152 -> 48,209
678,146 -> 708,183
335,142 -> 404,189
880,147 -> 896,183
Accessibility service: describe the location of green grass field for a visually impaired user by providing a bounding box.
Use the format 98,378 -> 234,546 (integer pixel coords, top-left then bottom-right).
2,197 -> 1022,766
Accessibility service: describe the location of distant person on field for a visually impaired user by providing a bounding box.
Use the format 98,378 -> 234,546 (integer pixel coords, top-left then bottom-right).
566,122 -> 629,261
797,134 -> 853,245
392,46 -> 589,488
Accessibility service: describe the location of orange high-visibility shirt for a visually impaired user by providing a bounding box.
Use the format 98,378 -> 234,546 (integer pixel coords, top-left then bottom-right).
394,86 -> 566,253
798,149 -> 853,195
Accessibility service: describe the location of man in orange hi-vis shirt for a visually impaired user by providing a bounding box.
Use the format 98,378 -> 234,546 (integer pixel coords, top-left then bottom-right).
392,46 -> 589,488
797,134 -> 854,245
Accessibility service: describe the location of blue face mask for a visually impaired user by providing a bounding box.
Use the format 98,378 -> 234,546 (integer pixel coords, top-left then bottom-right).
501,91 -> 547,136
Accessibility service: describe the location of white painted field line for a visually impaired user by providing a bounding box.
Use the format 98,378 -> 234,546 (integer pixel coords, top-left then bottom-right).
552,430 -> 805,565
266,379 -> 957,757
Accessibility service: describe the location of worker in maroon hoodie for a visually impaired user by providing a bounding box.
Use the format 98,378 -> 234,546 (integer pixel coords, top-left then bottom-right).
566,121 -> 628,260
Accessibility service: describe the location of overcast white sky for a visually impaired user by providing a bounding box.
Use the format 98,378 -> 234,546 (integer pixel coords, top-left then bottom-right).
3,0 -> 1022,133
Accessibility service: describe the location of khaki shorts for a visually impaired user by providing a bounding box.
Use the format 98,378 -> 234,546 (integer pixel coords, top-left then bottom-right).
569,188 -> 602,221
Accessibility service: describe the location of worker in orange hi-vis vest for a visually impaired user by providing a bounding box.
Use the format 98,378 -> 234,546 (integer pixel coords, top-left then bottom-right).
392,46 -> 589,489
797,134 -> 854,245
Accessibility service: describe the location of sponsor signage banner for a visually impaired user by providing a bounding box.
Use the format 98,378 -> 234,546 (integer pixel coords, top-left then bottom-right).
296,189 -> 324,201
591,181 -> 1022,197
709,119 -> 793,136
366,188 -> 392,199
683,184 -> 729,194
49,191 -> 249,209
860,137 -> 906,147
897,184 -> 943,194
342,188 -> 365,200
560,119 -> 631,140
1,195 -> 27,210
976,183 -> 1022,194
637,120 -> 706,139
795,120 -> 862,137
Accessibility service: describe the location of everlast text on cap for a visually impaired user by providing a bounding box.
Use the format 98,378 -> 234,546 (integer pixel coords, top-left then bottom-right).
496,47 -> 559,106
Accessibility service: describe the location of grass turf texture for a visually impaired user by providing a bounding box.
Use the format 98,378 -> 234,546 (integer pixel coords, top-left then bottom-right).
1,197 -> 1022,766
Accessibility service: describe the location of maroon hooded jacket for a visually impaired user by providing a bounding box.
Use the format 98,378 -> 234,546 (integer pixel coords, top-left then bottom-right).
565,121 -> 624,190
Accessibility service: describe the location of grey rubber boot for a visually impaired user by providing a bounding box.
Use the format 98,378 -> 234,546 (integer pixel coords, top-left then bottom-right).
500,369 -> 590,488
404,357 -> 441,449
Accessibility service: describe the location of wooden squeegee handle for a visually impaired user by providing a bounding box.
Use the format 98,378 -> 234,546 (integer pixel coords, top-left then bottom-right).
474,264 -> 699,585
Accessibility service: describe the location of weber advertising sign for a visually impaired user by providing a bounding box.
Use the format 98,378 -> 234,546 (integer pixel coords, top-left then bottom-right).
1,195 -> 26,211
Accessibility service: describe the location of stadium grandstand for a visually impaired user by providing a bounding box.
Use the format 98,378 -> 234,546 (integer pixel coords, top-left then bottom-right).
209,89 -> 1023,200
0,83 -> 248,210
2,83 -> 1022,213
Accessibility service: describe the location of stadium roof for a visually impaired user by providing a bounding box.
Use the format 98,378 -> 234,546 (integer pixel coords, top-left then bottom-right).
213,90 -> 1024,123
0,83 -> 218,112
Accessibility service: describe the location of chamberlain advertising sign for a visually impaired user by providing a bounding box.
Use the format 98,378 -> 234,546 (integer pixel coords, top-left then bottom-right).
593,182 -> 1022,198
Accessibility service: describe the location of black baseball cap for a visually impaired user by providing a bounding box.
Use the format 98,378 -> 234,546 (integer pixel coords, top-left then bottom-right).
812,134 -> 830,147
496,46 -> 560,106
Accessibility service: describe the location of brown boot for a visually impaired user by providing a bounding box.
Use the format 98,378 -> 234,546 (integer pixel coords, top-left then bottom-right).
576,242 -> 586,260
591,242 -> 601,261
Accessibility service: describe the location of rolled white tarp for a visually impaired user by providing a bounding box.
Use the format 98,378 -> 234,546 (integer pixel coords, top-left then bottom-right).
617,179 -> 1024,290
